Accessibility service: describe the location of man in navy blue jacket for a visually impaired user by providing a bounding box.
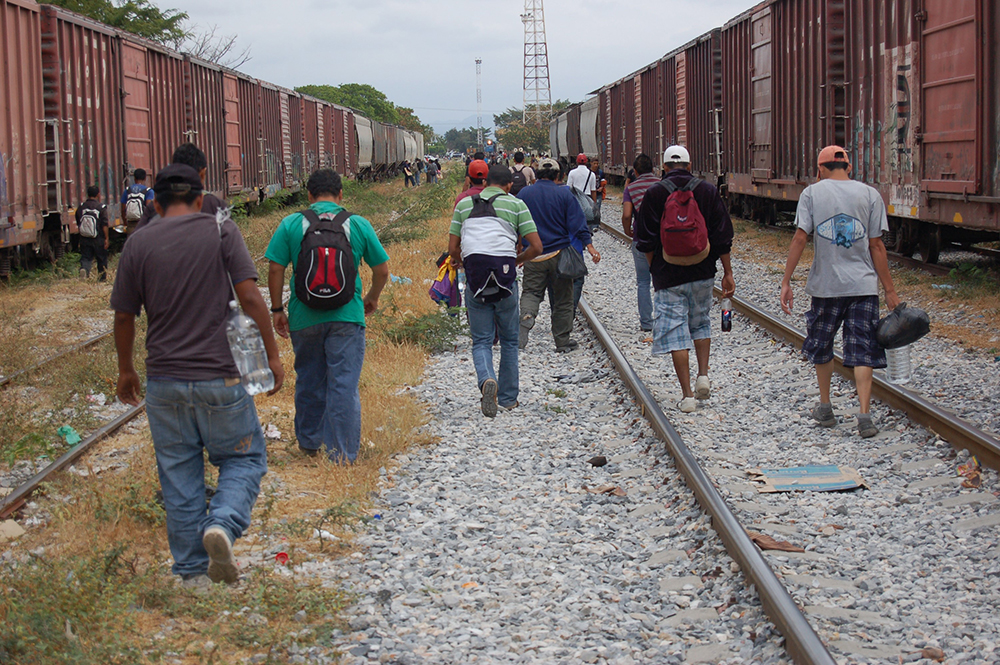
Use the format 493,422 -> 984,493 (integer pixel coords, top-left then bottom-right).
517,158 -> 600,352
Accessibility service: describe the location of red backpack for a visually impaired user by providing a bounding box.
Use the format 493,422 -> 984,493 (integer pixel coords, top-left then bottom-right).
659,178 -> 710,265
295,209 -> 357,309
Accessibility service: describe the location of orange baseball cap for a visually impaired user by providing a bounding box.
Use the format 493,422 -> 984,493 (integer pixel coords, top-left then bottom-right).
817,145 -> 850,167
467,160 -> 489,179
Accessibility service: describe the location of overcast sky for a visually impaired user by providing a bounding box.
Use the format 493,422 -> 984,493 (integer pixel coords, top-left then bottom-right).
173,0 -> 756,134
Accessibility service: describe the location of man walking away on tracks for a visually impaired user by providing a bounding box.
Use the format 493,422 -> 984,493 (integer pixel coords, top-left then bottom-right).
266,169 -> 390,461
780,146 -> 901,438
112,164 -> 284,588
136,143 -> 226,232
449,165 -> 543,416
517,157 -> 600,352
509,151 -> 535,195
635,145 -> 735,413
455,159 -> 489,207
76,185 -> 109,281
120,168 -> 155,235
621,153 -> 660,333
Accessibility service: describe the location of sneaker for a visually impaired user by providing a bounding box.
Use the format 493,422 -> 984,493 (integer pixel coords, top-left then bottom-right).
518,315 -> 535,350
480,379 -> 498,418
180,574 -> 212,594
857,413 -> 878,438
810,403 -> 837,428
498,401 -> 519,412
677,396 -> 697,413
695,375 -> 711,400
203,526 -> 239,584
555,340 -> 580,354
79,268 -> 87,279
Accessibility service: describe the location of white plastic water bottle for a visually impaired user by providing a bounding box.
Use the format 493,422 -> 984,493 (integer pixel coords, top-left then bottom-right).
885,345 -> 912,384
457,269 -> 466,299
225,301 -> 274,395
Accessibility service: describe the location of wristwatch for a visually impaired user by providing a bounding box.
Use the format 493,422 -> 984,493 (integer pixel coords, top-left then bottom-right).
270,306 -> 284,313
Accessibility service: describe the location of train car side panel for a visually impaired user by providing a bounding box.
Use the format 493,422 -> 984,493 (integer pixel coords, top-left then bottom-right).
40,5 -> 123,229
222,73 -> 243,194
0,0 -> 44,251
184,57 -> 227,197
354,115 -> 373,170
580,97 -> 600,159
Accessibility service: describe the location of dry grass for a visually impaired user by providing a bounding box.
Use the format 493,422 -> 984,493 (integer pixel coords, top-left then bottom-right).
0,171 -> 461,663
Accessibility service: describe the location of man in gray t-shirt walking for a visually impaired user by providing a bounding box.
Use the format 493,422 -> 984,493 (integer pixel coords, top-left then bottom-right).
779,146 -> 901,438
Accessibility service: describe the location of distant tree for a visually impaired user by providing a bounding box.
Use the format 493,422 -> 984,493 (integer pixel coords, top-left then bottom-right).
494,100 -> 571,154
47,0 -> 187,44
297,84 -> 399,125
176,24 -> 251,68
442,127 -> 491,154
395,107 -> 435,139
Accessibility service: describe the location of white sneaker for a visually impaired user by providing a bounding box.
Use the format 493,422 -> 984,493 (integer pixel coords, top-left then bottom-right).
677,397 -> 697,413
695,375 -> 711,400
203,526 -> 239,584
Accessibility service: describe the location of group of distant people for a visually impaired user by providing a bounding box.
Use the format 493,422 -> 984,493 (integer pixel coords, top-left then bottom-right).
79,132 -> 900,593
402,158 -> 441,187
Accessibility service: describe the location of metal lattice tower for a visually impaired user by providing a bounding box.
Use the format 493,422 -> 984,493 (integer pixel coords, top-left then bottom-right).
475,58 -> 484,151
521,0 -> 552,126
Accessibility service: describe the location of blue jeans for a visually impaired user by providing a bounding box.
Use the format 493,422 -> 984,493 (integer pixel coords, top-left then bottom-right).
145,378 -> 267,577
465,283 -> 520,407
290,321 -> 365,461
632,242 -> 654,330
413,171 -> 421,185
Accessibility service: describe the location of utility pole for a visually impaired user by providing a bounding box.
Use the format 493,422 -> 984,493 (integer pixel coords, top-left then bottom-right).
521,0 -> 552,127
475,58 -> 484,152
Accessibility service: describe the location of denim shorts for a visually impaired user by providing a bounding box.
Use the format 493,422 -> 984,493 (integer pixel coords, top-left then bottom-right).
803,295 -> 886,368
651,278 -> 714,355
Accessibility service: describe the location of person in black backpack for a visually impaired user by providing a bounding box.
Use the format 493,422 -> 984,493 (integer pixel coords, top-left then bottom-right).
509,151 -> 535,196
265,169 -> 390,462
136,143 -> 226,231
634,146 -> 735,413
76,185 -> 109,281
449,165 -> 542,416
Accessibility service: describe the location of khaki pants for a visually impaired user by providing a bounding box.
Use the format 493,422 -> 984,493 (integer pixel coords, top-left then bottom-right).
520,253 -> 575,349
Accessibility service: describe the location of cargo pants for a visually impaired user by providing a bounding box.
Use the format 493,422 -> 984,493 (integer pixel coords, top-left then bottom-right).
519,253 -> 575,350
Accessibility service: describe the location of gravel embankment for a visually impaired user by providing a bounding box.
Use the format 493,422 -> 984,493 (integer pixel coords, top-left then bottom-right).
582,223 -> 1000,664
326,302 -> 788,664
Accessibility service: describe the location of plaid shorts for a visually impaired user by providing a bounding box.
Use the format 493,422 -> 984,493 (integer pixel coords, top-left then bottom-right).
803,295 -> 886,368
651,278 -> 714,355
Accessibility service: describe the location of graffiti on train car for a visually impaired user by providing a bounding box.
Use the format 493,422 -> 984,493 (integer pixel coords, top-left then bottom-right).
885,45 -> 920,214
0,151 -> 8,217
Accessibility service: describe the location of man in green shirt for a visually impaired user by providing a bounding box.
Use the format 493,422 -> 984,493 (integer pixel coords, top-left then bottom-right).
450,165 -> 543,416
266,169 -> 390,461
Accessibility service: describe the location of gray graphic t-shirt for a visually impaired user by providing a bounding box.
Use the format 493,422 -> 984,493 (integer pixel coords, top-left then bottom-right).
795,179 -> 888,298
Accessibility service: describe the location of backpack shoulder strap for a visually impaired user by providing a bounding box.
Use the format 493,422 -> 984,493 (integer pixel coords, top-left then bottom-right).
660,179 -> 679,195
470,194 -> 482,204
486,193 -> 503,204
682,177 -> 702,192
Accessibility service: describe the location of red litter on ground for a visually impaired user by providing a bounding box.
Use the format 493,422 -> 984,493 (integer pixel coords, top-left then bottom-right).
275,552 -> 289,565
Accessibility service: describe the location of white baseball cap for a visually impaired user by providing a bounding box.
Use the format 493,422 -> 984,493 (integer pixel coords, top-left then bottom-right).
663,145 -> 691,164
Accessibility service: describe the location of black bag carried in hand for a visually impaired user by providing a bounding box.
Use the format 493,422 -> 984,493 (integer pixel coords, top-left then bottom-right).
556,247 -> 588,280
295,209 -> 356,310
876,303 -> 930,349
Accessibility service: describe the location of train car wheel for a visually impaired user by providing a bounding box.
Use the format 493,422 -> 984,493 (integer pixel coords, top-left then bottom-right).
917,224 -> 942,264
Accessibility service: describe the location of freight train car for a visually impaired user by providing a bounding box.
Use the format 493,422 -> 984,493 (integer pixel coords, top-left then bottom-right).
0,0 -> 422,274
553,0 -> 999,262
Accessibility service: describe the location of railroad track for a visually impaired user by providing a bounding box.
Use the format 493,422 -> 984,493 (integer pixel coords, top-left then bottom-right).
598,221 -> 1000,469
578,297 -> 835,664
0,329 -> 113,388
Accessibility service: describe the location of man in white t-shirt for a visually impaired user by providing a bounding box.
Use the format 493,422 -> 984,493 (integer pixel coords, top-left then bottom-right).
779,145 -> 901,439
566,153 -> 596,202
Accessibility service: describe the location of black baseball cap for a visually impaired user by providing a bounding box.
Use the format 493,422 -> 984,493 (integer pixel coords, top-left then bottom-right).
153,164 -> 203,195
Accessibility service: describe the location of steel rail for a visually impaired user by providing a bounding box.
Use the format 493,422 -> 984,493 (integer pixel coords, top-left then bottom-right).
717,291 -> 1000,470
0,401 -> 146,519
0,329 -> 112,388
597,221 -> 1000,468
578,298 -> 836,665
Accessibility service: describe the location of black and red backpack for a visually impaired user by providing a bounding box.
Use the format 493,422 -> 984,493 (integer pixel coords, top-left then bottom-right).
295,209 -> 356,310
659,178 -> 710,265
